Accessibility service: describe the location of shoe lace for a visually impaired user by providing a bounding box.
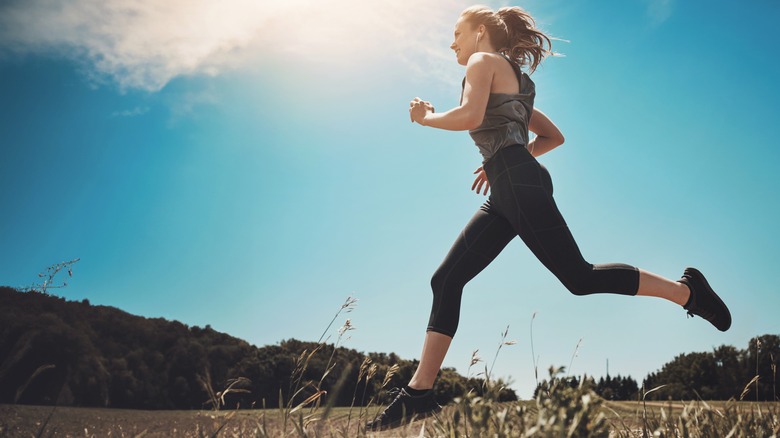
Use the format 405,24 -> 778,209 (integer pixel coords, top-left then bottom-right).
687,307 -> 716,321
386,387 -> 404,399
378,388 -> 407,414
367,387 -> 406,426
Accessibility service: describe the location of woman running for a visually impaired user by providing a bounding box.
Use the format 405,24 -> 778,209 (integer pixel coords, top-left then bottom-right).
366,4 -> 731,431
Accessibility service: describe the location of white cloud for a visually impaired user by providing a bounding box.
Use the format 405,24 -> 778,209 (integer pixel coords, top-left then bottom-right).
0,0 -> 466,92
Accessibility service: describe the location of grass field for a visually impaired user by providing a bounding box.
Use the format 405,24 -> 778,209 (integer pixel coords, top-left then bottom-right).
2,400 -> 778,437
0,404 -> 386,437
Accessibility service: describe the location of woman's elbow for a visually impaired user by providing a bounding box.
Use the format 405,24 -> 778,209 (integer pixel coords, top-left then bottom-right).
464,115 -> 484,131
465,121 -> 482,131
458,107 -> 484,130
554,133 -> 565,147
545,129 -> 564,147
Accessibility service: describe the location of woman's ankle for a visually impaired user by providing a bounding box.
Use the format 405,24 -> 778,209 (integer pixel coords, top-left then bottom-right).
405,384 -> 433,396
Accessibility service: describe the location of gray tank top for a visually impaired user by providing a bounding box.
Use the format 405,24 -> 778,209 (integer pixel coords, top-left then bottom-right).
464,55 -> 535,163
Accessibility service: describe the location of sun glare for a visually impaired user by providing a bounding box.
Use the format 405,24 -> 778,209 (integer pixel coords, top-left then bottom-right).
0,0 -> 464,90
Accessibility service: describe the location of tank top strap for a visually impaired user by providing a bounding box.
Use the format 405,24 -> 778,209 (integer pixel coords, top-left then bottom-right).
460,54 -> 526,104
499,53 -> 524,91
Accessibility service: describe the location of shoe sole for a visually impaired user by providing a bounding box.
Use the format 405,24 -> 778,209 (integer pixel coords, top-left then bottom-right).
686,267 -> 731,332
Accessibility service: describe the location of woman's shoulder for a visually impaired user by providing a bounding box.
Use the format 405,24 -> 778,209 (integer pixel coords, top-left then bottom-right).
466,51 -> 506,66
465,52 -> 510,79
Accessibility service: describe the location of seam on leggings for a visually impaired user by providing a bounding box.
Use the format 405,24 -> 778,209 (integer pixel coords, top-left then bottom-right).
510,182 -> 544,189
431,230 -> 477,326
432,214 -> 500,333
460,214 -> 499,254
490,168 -> 510,185
505,166 -> 570,285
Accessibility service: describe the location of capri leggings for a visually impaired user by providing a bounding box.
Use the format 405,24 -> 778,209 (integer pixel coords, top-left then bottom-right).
427,144 -> 639,337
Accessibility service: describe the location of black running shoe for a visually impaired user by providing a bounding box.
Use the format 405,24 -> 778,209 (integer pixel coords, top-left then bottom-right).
678,267 -> 731,331
365,387 -> 441,431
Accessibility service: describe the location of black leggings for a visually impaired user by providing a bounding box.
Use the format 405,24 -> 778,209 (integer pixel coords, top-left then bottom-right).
427,145 -> 639,337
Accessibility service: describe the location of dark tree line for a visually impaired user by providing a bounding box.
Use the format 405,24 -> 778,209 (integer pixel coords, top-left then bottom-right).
0,287 -> 514,409
534,335 -> 780,402
643,335 -> 780,402
2,286 -> 776,408
596,374 -> 639,400
533,372 -> 640,401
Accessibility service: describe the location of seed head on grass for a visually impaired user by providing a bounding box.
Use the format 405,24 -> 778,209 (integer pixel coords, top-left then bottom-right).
338,319 -> 354,336
358,357 -> 372,382
740,375 -> 760,401
382,364 -> 400,389
290,390 -> 327,414
348,358 -> 381,434
316,296 -> 358,344
470,349 -> 482,367
467,349 -> 483,382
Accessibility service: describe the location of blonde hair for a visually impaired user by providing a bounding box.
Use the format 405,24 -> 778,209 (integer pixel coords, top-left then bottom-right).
461,5 -> 553,73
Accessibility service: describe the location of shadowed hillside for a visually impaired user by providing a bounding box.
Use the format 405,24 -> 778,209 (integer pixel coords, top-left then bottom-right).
0,286 -> 515,410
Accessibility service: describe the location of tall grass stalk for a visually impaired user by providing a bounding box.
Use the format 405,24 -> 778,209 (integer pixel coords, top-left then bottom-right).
284,296 -> 357,432
316,296 -> 358,345
756,337 -> 761,402
568,337 -> 583,377
33,406 -> 57,438
316,319 -> 353,394
740,375 -> 760,401
344,357 -> 371,433
467,349 -> 482,380
640,383 -> 666,437
530,311 -> 540,387
14,364 -> 55,404
771,352 -> 777,401
486,325 -> 516,388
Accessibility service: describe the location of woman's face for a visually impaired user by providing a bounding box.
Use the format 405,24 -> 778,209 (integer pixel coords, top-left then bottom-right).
450,16 -> 481,66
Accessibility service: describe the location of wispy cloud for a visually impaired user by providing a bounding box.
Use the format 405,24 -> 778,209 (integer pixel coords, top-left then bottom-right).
165,85 -> 220,125
645,0 -> 674,26
0,0 -> 464,92
110,106 -> 150,118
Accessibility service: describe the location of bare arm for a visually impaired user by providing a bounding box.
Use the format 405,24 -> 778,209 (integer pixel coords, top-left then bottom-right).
527,108 -> 564,157
410,53 -> 493,131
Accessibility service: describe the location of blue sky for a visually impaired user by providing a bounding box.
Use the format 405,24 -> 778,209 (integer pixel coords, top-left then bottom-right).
1,0 -> 779,398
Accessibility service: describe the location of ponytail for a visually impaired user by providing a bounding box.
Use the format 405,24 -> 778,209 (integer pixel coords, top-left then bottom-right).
461,5 -> 553,73
497,6 -> 552,73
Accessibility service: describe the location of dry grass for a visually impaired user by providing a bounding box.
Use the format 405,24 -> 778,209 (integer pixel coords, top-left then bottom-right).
3,400 -> 776,437
4,294 -> 779,437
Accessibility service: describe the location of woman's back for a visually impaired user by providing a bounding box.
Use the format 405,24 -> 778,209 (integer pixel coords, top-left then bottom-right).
467,53 -> 536,163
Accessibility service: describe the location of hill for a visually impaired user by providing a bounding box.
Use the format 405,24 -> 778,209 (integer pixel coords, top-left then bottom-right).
0,286 -> 514,409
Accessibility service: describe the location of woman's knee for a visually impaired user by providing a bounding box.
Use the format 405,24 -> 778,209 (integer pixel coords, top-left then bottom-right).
431,268 -> 446,296
428,270 -> 463,337
559,266 -> 599,296
557,263 -> 638,296
563,280 -> 595,296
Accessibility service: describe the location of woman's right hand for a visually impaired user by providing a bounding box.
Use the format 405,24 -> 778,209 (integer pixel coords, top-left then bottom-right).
409,98 -> 435,124
471,166 -> 490,195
